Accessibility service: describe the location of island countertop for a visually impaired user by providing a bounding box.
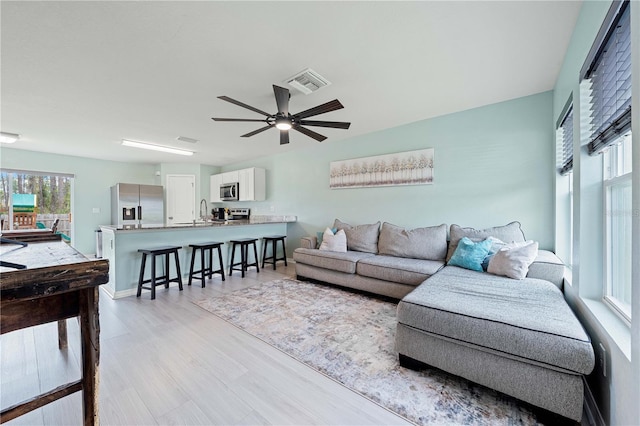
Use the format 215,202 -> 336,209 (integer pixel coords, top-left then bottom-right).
100,215 -> 296,232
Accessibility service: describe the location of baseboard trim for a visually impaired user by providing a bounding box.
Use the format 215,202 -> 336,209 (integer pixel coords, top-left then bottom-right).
583,376 -> 605,426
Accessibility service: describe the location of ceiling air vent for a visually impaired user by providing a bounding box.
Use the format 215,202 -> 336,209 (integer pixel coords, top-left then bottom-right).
285,68 -> 331,95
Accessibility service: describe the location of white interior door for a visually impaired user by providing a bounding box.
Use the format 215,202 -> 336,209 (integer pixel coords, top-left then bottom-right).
166,174 -> 195,225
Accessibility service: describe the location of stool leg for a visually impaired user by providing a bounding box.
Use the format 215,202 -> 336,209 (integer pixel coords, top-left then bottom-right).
188,248 -> 196,286
253,242 -> 260,273
200,247 -> 206,288
261,239 -> 267,268
151,255 -> 157,300
241,243 -> 247,278
137,253 -> 147,297
272,239 -> 277,270
217,246 -> 225,281
282,238 -> 288,266
229,244 -> 236,276
174,250 -> 183,290
208,247 -> 213,279
164,253 -> 170,288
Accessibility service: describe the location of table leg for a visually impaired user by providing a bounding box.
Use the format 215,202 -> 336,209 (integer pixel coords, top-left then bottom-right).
57,320 -> 68,349
79,287 -> 100,426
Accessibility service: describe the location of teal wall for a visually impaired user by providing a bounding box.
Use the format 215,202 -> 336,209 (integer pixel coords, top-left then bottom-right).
1,92 -> 555,256
223,91 -> 555,254
0,148 -> 157,253
551,1 -> 639,424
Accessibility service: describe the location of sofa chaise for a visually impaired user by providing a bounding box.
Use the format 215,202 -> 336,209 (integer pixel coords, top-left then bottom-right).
293,220 -> 594,421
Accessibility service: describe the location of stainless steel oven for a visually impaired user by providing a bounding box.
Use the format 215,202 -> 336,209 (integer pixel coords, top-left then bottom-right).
220,182 -> 239,201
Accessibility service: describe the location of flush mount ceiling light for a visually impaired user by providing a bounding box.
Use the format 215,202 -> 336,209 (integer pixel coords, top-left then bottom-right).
121,139 -> 194,156
0,132 -> 20,144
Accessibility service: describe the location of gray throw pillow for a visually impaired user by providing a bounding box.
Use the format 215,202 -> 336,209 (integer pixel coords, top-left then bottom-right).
333,219 -> 381,253
378,222 -> 448,261
487,241 -> 539,280
446,222 -> 526,262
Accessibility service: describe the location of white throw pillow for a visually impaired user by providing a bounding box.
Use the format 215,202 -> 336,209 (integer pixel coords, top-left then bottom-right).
487,240 -> 539,280
319,228 -> 347,252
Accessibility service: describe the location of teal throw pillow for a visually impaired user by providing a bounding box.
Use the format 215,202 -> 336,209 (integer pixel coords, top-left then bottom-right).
448,237 -> 493,272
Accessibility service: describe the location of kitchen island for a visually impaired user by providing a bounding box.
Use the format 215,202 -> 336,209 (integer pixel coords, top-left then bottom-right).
100,217 -> 295,299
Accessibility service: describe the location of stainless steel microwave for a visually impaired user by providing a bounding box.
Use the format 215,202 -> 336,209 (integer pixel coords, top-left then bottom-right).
220,182 -> 239,201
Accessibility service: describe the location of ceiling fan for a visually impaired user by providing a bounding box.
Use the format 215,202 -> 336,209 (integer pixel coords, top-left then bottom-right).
212,85 -> 351,145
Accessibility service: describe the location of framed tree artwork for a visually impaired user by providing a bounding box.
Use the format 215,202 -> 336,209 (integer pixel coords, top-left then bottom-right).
329,148 -> 434,189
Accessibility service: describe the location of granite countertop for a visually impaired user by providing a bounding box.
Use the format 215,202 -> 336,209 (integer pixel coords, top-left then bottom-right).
100,215 -> 296,232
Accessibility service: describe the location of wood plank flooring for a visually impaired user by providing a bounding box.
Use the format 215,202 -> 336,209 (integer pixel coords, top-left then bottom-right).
1,264 -> 410,425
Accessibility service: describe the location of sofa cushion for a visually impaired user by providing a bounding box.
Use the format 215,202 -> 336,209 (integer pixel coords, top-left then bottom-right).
527,250 -> 565,288
378,222 -> 447,261
446,222 -> 526,262
333,219 -> 380,254
487,240 -> 539,280
293,248 -> 375,274
357,255 -> 444,286
398,266 -> 595,374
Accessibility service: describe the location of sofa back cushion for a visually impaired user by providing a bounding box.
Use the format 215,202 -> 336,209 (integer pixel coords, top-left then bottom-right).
378,222 -> 447,261
333,219 -> 381,254
446,222 -> 526,262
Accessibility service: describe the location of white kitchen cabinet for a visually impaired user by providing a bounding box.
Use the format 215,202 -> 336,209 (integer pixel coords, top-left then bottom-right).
211,167 -> 265,202
210,174 -> 222,202
101,228 -> 116,296
238,167 -> 265,201
221,171 -> 239,184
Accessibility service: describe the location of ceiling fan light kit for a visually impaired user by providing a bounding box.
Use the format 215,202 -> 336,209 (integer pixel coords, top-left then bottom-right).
212,84 -> 350,145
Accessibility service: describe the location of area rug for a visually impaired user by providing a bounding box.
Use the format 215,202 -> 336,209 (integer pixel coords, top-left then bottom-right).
194,279 -> 542,425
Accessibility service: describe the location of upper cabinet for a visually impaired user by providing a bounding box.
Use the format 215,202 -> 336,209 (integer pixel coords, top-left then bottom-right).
210,167 -> 265,202
220,170 -> 239,184
239,167 -> 266,201
210,174 -> 223,203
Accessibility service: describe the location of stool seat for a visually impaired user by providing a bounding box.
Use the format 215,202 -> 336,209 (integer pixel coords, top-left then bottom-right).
137,246 -> 183,300
261,235 -> 287,270
229,238 -> 259,277
188,242 -> 225,287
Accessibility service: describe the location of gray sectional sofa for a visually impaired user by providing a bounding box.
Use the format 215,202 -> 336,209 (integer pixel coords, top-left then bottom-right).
293,220 -> 594,421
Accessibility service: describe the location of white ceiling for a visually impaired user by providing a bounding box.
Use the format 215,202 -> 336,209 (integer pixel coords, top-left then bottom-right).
1,1 -> 582,166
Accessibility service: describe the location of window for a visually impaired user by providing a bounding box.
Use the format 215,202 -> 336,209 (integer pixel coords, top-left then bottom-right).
0,170 -> 73,242
556,98 -> 574,268
603,134 -> 632,321
580,0 -> 632,321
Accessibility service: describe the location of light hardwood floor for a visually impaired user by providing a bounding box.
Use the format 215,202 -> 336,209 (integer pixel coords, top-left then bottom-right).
1,263 -> 410,425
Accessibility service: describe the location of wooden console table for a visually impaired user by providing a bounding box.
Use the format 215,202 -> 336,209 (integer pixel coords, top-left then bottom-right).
0,240 -> 109,425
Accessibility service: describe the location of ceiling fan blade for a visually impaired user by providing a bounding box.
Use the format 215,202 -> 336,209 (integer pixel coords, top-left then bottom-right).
212,117 -> 269,122
293,124 -> 327,142
218,96 -> 271,117
241,124 -> 274,137
293,99 -> 344,119
280,130 -> 290,145
273,85 -> 290,115
298,120 -> 351,129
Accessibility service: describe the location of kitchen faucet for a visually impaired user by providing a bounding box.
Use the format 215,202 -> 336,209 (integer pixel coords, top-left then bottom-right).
199,199 -> 208,221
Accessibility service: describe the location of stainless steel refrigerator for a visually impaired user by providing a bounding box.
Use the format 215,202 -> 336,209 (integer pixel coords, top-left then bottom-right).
111,183 -> 164,228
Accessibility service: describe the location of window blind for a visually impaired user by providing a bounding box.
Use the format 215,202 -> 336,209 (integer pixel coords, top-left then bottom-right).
582,0 -> 631,156
558,106 -> 574,175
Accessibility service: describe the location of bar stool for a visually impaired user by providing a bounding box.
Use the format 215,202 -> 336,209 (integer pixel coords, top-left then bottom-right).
188,242 -> 225,287
261,235 -> 288,270
229,238 -> 259,277
137,246 -> 183,300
